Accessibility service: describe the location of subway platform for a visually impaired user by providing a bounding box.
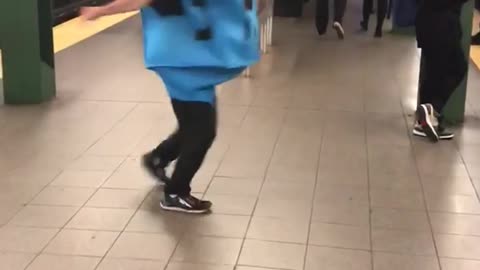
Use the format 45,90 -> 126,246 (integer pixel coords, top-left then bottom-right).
2,2 -> 480,270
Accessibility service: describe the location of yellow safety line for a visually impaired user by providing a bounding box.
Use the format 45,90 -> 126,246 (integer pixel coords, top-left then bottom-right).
53,11 -> 139,53
471,12 -> 480,70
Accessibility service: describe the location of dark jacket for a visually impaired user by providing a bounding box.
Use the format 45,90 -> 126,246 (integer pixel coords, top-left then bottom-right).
415,0 -> 469,48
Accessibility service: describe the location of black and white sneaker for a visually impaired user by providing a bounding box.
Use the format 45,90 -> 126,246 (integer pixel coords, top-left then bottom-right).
333,22 -> 345,40
413,124 -> 454,140
416,104 -> 438,142
142,152 -> 170,184
160,194 -> 212,214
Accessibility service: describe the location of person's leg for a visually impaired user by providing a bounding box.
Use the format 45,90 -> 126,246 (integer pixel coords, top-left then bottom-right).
333,0 -> 347,24
375,0 -> 387,37
315,0 -> 330,35
361,0 -> 373,30
332,0 -> 346,39
143,130 -> 181,183
161,98 -> 217,213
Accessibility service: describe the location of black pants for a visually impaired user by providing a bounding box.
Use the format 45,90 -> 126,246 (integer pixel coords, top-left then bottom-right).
420,42 -> 467,114
362,0 -> 387,30
154,99 -> 217,196
315,0 -> 347,34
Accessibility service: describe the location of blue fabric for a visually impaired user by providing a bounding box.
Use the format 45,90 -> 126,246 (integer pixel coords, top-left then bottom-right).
153,67 -> 244,104
142,0 -> 260,68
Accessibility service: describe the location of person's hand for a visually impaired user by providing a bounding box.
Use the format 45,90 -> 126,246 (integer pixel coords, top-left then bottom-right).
80,6 -> 105,21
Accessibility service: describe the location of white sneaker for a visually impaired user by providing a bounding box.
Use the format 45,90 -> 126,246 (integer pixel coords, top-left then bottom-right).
333,22 -> 345,40
416,104 -> 439,142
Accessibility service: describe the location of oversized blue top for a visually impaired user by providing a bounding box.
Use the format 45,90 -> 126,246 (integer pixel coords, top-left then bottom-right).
141,0 -> 260,69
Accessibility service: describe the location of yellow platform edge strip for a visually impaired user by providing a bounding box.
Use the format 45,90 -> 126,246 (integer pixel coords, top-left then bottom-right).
53,11 -> 139,53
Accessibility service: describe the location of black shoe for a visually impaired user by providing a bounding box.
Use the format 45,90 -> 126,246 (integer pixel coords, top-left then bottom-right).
360,21 -> 368,31
160,194 -> 212,214
333,22 -> 345,40
416,104 -> 439,142
142,152 -> 170,184
413,125 -> 454,140
472,32 -> 480,45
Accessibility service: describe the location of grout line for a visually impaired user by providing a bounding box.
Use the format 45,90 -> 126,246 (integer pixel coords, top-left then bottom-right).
232,106 -> 289,268
399,91 -> 444,270
363,108 -> 375,270
302,112 -> 326,270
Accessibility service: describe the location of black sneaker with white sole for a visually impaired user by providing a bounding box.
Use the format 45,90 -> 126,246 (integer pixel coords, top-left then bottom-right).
142,152 -> 170,184
417,104 -> 439,142
160,194 -> 212,214
333,22 -> 345,40
413,125 -> 454,140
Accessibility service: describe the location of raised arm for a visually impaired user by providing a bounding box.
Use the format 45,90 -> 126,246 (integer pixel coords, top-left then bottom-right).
80,0 -> 152,21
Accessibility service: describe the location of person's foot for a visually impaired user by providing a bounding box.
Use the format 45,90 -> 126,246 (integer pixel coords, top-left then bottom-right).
142,152 -> 170,184
360,21 -> 368,31
333,22 -> 345,40
416,104 -> 439,142
413,124 -> 454,140
160,194 -> 212,214
472,32 -> 480,45
374,27 -> 383,38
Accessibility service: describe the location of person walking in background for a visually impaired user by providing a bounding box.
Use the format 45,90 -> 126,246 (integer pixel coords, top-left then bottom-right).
361,0 -> 387,37
414,0 -> 469,141
315,0 -> 347,39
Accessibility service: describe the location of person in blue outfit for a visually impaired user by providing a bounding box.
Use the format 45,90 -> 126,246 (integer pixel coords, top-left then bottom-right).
81,0 -> 262,214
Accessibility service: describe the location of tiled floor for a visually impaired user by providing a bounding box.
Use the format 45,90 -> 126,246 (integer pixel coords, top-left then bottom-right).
2,1 -> 480,270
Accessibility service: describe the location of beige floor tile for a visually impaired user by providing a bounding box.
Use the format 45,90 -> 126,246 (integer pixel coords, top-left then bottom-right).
372,229 -> 436,255
371,208 -> 430,232
235,267 -> 277,270
425,193 -> 480,214
312,201 -> 370,226
440,258 -> 480,270
369,172 -> 422,191
314,184 -> 369,206
0,227 -> 58,253
30,186 -> 96,207
66,208 -> 135,231
0,204 -> 27,226
204,194 -> 257,216
166,263 -> 234,270
86,188 -> 149,209
67,156 -> 124,171
125,209 -> 187,235
102,157 -> 154,189
309,222 -> 370,250
238,239 -> 306,270
50,170 -> 111,188
27,254 -> 101,270
430,213 -> 480,236
259,180 -> 315,201
97,258 -> 167,270
0,252 -> 36,270
108,232 -> 177,260
206,177 -> 263,197
254,198 -> 312,220
305,246 -> 371,270
172,236 -> 243,265
9,205 -> 78,228
247,216 -> 309,244
317,170 -> 368,188
45,229 -> 118,257
373,253 -> 439,270
422,176 -> 477,196
183,214 -> 250,238
370,189 -> 425,210
435,234 -> 480,259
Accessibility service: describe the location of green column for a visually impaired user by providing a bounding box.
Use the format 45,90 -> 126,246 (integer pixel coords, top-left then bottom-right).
441,0 -> 475,124
0,0 -> 56,104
